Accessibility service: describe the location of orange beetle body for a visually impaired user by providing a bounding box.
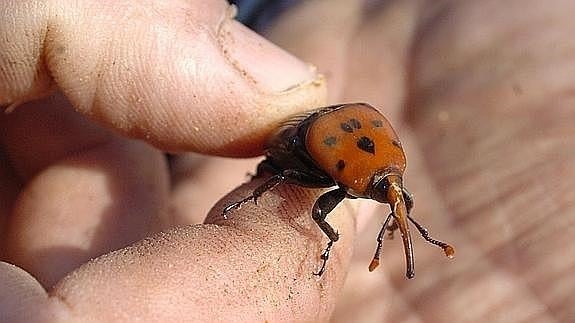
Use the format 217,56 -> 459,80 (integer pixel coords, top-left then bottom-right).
304,104 -> 406,196
224,103 -> 454,278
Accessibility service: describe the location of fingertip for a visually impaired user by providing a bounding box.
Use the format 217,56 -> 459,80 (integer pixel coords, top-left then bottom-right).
207,174 -> 358,282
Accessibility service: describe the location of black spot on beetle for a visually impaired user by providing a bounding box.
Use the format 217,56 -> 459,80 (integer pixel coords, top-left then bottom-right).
392,140 -> 401,148
323,136 -> 337,147
371,120 -> 383,128
341,119 -> 362,133
336,160 -> 346,171
357,136 -> 375,154
349,118 -> 362,129
340,123 -> 353,133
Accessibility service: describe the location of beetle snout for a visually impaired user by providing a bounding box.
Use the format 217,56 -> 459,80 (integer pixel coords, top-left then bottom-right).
370,172 -> 403,204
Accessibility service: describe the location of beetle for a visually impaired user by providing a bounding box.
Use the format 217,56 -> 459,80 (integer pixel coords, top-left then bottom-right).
223,103 -> 454,278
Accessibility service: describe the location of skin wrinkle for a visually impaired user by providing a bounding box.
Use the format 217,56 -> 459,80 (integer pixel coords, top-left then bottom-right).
2,0 -> 574,321
0,1 -> 52,108
13,0 -> 324,155
62,215 -> 332,322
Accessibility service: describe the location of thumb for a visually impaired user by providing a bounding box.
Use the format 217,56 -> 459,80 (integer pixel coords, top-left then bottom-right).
0,0 -> 325,156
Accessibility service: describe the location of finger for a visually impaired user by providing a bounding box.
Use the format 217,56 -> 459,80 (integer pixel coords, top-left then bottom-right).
0,153 -> 20,248
264,0 -> 364,103
0,0 -> 326,156
0,262 -> 50,323
49,179 -> 357,321
1,94 -> 169,288
169,154 -> 261,225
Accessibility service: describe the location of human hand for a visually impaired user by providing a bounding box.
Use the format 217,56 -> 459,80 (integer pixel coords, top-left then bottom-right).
0,1 -> 343,322
266,0 -> 575,321
3,0 -> 575,322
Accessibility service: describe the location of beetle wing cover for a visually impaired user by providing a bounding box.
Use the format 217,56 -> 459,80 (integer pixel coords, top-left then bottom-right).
305,103 -> 406,194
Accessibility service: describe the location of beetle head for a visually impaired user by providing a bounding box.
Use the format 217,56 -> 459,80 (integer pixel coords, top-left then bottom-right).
370,171 -> 416,278
370,170 -> 402,204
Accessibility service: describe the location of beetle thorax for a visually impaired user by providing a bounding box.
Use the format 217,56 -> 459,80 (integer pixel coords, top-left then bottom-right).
304,104 -> 406,195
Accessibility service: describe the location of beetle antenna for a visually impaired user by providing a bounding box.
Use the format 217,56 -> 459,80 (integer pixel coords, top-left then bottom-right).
369,212 -> 393,271
408,215 -> 455,258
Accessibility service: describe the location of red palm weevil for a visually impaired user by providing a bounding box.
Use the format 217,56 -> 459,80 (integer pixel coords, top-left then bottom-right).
223,103 -> 454,278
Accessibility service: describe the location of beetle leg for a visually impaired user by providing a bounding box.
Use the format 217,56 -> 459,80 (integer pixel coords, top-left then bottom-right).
311,187 -> 348,276
223,169 -> 330,218
368,212 -> 393,271
251,174 -> 287,205
407,215 -> 455,258
245,160 -> 279,180
222,172 -> 288,218
251,169 -> 332,204
222,195 -> 252,218
314,240 -> 334,277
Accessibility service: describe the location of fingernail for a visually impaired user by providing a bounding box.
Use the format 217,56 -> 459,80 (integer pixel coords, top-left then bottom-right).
218,19 -> 318,93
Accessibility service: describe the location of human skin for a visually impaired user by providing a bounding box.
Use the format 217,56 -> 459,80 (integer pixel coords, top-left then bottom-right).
1,0 -> 575,322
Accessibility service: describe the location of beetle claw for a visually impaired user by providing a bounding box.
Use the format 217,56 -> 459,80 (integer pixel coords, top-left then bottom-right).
313,240 -> 334,277
222,196 -> 255,219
